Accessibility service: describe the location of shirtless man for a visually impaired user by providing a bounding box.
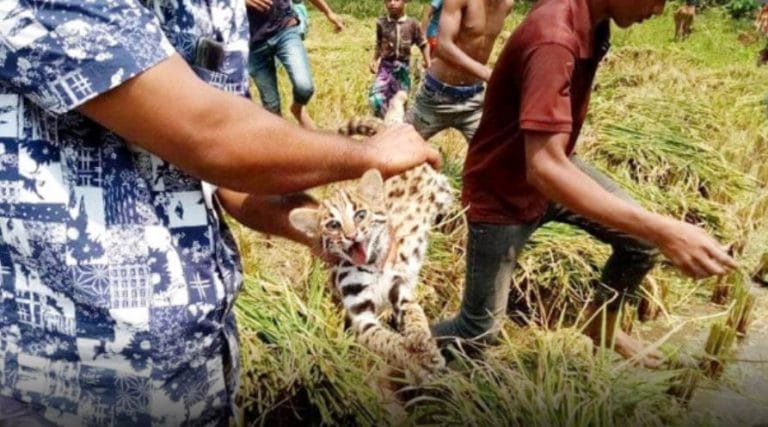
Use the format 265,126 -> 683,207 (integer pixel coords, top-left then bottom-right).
407,0 -> 515,142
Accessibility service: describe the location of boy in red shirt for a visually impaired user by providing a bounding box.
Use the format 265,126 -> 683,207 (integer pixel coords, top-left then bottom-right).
434,0 -> 736,367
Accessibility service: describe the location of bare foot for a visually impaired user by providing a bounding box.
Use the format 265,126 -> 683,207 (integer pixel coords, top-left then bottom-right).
613,329 -> 665,368
290,103 -> 316,130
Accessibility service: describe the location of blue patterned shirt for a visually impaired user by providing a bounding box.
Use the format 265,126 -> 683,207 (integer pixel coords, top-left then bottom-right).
0,1 -> 248,426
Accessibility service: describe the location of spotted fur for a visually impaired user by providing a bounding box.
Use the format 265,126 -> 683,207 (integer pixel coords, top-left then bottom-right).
337,91 -> 409,135
291,94 -> 453,378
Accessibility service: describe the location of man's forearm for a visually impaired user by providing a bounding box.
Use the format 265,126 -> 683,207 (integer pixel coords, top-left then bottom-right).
421,45 -> 431,67
525,132 -> 669,244
79,55 -> 374,195
528,154 -> 668,245
307,0 -> 333,17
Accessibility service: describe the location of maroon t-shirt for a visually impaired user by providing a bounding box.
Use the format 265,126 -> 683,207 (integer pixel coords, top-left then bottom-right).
462,0 -> 611,224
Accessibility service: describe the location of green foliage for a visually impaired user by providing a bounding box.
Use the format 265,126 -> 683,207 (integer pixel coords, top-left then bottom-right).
724,0 -> 759,19
724,0 -> 758,19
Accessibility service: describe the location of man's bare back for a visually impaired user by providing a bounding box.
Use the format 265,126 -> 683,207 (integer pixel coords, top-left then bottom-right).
431,0 -> 514,86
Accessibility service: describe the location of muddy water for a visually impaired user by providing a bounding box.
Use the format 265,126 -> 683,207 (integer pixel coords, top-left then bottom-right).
688,284 -> 768,426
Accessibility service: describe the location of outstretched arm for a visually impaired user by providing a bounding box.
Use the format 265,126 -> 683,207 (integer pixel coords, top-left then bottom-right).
420,43 -> 432,69
370,20 -> 383,73
413,20 -> 431,69
435,0 -> 492,81
306,0 -> 345,32
524,131 -> 736,279
79,54 -> 440,195
245,0 -> 273,12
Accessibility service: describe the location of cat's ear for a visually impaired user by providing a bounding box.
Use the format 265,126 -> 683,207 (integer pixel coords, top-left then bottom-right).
289,208 -> 320,237
358,169 -> 385,204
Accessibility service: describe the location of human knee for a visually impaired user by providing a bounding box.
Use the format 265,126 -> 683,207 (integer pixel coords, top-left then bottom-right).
292,80 -> 315,105
252,79 -> 281,114
261,98 -> 281,115
615,238 -> 659,265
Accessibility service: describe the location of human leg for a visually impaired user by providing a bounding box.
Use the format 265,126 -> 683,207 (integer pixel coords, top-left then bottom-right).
547,157 -> 662,367
368,62 -> 396,118
431,221 -> 537,344
406,75 -> 484,142
455,91 -> 485,143
247,41 -> 281,115
406,84 -> 450,140
274,26 -> 317,129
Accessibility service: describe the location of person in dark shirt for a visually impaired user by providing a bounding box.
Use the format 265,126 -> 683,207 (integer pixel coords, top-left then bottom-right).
246,0 -> 344,129
433,0 -> 737,368
368,0 -> 430,117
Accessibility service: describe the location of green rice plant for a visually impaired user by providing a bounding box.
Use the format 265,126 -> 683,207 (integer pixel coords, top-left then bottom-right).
406,330 -> 685,426
702,322 -> 737,379
236,262 -> 390,424
727,284 -> 756,336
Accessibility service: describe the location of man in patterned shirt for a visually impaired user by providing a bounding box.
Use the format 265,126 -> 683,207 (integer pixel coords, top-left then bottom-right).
0,1 -> 439,426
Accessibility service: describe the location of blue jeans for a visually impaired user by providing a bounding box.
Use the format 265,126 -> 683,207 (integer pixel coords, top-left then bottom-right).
248,25 -> 314,115
406,74 -> 485,142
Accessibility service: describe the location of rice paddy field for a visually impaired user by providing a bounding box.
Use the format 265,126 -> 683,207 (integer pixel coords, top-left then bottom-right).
232,2 -> 768,425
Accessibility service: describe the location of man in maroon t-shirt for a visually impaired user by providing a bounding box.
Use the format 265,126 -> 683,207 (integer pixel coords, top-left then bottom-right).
433,0 -> 737,367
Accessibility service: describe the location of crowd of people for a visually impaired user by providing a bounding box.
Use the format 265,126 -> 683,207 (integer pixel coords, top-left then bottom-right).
0,0 -> 745,425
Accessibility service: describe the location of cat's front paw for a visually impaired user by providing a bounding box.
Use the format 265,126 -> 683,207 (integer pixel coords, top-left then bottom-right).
403,339 -> 446,380
404,330 -> 433,353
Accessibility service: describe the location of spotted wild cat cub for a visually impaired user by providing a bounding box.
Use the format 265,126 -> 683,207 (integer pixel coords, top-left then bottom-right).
289,166 -> 452,377
289,115 -> 452,378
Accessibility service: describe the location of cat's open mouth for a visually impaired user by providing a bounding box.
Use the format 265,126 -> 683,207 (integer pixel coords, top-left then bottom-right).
349,241 -> 367,265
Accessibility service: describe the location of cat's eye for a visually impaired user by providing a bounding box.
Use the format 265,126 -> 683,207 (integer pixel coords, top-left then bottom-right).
354,210 -> 367,222
325,220 -> 341,231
